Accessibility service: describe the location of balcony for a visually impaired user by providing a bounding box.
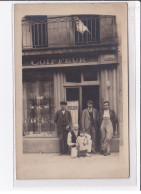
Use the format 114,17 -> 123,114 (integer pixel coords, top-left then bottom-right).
22,15 -> 101,49
22,15 -> 118,58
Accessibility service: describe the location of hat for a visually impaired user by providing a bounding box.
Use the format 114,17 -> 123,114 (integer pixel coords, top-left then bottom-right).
60,100 -> 67,105
87,100 -> 93,104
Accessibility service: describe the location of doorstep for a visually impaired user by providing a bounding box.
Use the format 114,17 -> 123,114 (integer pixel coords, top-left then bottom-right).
23,137 -> 120,153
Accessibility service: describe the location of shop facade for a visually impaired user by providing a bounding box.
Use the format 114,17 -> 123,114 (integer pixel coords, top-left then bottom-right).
22,15 -> 122,153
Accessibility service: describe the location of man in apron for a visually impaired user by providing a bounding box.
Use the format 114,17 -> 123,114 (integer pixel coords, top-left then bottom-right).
97,101 -> 118,156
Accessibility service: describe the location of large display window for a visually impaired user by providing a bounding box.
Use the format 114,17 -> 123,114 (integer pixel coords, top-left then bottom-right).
23,71 -> 56,137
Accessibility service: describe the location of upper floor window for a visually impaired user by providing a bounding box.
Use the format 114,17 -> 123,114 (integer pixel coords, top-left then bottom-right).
22,15 -> 102,49
23,16 -> 48,48
32,20 -> 48,48
28,16 -> 48,48
73,15 -> 100,45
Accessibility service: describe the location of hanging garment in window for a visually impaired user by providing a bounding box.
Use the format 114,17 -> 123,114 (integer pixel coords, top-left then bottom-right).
74,16 -> 90,34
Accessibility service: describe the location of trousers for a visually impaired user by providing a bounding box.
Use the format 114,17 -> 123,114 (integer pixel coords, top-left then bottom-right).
100,118 -> 113,154
59,127 -> 68,154
86,126 -> 96,152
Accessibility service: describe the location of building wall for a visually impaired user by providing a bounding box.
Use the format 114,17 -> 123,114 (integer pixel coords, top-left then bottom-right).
99,65 -> 122,136
54,71 -> 66,112
22,14 -> 121,153
22,15 -> 118,49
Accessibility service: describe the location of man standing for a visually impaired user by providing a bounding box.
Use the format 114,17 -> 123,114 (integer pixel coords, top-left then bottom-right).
97,101 -> 118,156
82,100 -> 97,153
54,100 -> 72,155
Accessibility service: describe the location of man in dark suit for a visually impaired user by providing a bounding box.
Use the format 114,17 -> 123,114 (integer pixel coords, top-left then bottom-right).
82,100 -> 97,153
54,100 -> 72,154
97,101 -> 118,156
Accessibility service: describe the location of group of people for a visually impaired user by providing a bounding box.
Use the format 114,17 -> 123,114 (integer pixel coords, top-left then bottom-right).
54,100 -> 117,157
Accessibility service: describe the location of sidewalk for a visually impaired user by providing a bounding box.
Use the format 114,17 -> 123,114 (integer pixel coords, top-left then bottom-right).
17,152 -> 129,179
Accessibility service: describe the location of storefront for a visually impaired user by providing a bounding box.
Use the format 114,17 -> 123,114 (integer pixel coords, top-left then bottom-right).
22,15 -> 121,153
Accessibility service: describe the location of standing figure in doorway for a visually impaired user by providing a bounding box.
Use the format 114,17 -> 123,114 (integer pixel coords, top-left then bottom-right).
82,100 -> 97,153
97,101 -> 118,156
54,100 -> 72,154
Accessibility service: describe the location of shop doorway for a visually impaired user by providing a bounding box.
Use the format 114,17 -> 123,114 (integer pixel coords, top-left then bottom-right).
66,85 -> 100,151
66,87 -> 80,125
82,85 -> 100,152
82,86 -> 99,110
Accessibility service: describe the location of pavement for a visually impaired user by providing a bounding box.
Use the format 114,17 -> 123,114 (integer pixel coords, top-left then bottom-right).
16,152 -> 129,179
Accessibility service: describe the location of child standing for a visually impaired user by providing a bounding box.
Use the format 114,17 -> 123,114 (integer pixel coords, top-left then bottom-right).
76,130 -> 92,157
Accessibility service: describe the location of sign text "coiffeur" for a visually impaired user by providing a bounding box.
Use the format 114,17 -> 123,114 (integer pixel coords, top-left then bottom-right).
31,57 -> 86,66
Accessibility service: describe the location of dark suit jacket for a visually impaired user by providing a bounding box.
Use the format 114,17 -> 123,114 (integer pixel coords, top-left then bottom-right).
54,109 -> 72,135
97,109 -> 118,134
82,108 -> 97,131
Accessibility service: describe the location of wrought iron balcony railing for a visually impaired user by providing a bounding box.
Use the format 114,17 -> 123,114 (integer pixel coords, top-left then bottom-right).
22,15 -> 100,49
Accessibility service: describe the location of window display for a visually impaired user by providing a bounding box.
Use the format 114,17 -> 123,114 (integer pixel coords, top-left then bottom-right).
23,73 -> 55,137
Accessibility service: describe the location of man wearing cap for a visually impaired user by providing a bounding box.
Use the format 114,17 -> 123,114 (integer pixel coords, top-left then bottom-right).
82,100 -> 97,154
97,101 -> 118,156
54,100 -> 72,154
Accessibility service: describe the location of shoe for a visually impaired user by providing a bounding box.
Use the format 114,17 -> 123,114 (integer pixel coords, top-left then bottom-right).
104,153 -> 108,156
86,153 -> 91,157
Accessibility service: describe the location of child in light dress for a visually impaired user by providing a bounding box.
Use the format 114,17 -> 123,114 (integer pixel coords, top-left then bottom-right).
76,130 -> 92,157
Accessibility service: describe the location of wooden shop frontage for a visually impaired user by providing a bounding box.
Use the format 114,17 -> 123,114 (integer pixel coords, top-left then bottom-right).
22,15 -> 122,153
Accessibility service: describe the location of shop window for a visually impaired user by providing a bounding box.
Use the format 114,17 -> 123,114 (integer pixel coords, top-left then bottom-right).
23,72 -> 55,137
83,68 -> 97,81
66,71 -> 81,83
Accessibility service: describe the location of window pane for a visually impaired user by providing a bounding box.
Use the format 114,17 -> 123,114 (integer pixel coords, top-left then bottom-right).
39,81 -> 55,133
32,22 -> 47,47
23,72 -> 55,136
66,88 -> 79,101
83,68 -> 97,81
74,15 -> 100,45
66,71 -> 81,83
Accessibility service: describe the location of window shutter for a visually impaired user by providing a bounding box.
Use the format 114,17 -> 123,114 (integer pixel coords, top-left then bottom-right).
99,15 -> 117,42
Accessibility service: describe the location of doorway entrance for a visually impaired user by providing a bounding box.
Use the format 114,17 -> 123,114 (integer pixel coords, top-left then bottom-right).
66,86 -> 99,121
66,87 -> 80,125
82,86 -> 100,151
66,85 -> 100,151
66,85 -> 100,152
82,86 -> 99,110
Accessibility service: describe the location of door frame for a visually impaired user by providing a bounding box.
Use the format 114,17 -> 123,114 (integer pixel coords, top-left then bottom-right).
64,82 -> 100,126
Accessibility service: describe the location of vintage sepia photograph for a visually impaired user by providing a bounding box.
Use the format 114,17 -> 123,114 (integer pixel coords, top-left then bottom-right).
15,3 -> 129,179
